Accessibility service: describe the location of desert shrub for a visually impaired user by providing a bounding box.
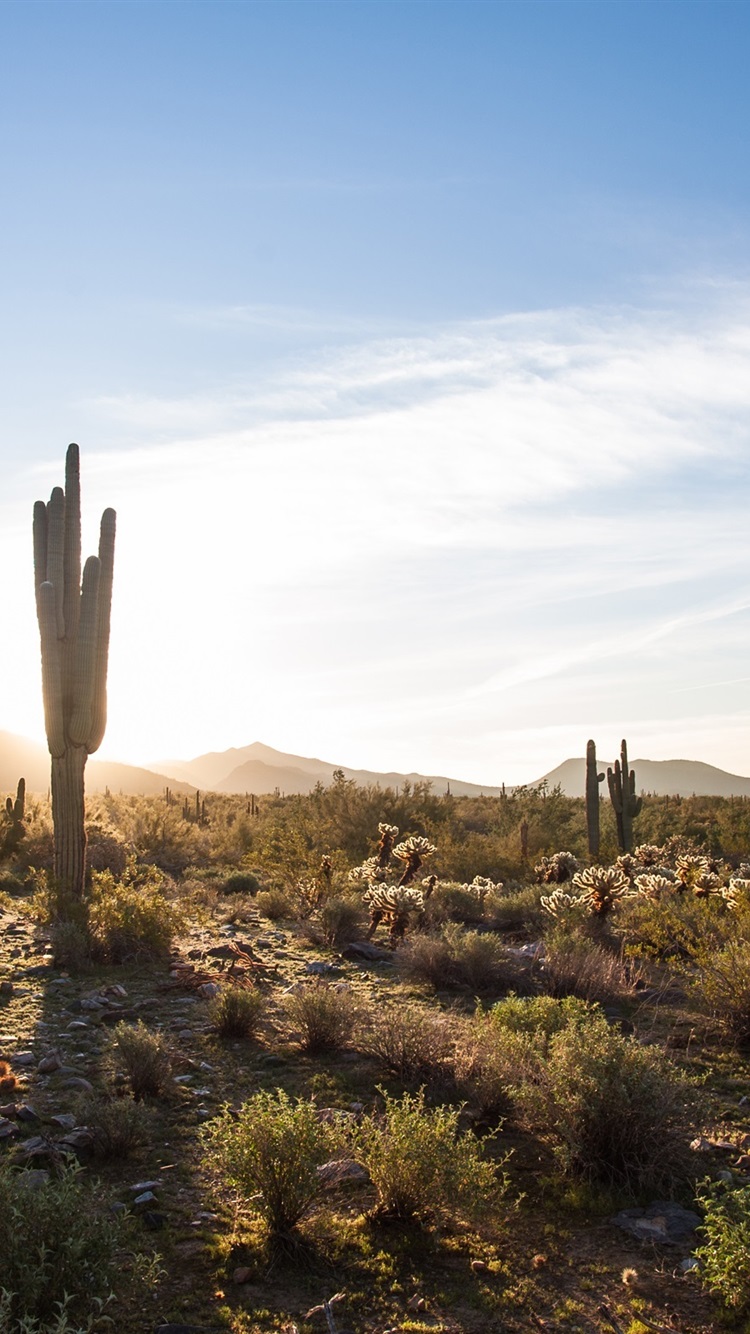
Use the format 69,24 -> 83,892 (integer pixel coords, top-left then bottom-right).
209,986 -> 266,1041
0,1162 -> 120,1325
454,995 -> 596,1119
48,919 -> 91,971
283,981 -> 360,1054
355,1089 -> 506,1225
511,1013 -> 695,1193
256,888 -> 293,920
541,932 -> 646,1004
397,923 -> 526,994
695,1180 -> 750,1312
201,1089 -> 342,1235
425,882 -> 488,926
77,1094 -> 153,1160
689,939 -> 750,1045
319,895 -> 363,944
221,871 -> 261,895
485,884 -> 546,936
84,820 -> 129,877
359,1002 -> 455,1084
111,1021 -> 173,1100
87,863 -> 184,963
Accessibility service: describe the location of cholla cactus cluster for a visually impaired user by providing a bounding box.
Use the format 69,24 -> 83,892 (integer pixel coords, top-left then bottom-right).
572,865 -> 630,917
634,873 -> 677,900
675,853 -> 712,889
534,851 -> 580,885
722,879 -> 750,910
364,883 -> 425,943
633,844 -> 666,867
540,887 -> 580,919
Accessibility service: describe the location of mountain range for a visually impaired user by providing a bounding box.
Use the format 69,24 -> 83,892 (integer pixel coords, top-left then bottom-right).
3,730 -> 750,800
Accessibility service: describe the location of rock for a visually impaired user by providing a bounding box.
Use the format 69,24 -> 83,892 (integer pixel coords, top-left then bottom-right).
232,1266 -> 253,1284
342,941 -> 391,962
38,1051 -> 63,1073
17,1169 -> 50,1190
11,1052 -> 35,1066
611,1202 -> 702,1245
0,1118 -> 19,1140
317,1158 -> 370,1185
680,1257 -> 700,1273
470,1259 -> 489,1273
50,1113 -> 77,1130
62,1077 -> 94,1093
15,1104 -> 40,1123
690,1136 -> 713,1152
717,1170 -> 734,1184
0,981 -> 13,997
197,983 -> 220,999
178,1029 -> 194,1040
304,961 -> 339,976
406,1296 -> 426,1312
134,1190 -> 158,1206
130,1179 -> 161,1193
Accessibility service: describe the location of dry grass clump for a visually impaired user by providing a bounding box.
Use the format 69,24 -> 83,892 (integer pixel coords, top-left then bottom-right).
360,1001 -> 456,1084
690,939 -> 750,1045
111,1021 -> 173,1100
485,884 -> 546,936
319,894 -> 364,944
209,985 -> 266,1040
256,888 -> 293,920
397,923 -> 527,994
283,981 -> 361,1053
77,1092 -> 154,1160
540,931 -> 646,1005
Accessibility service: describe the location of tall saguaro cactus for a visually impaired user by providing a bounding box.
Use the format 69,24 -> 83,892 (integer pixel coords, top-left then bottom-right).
585,739 -> 605,858
606,738 -> 642,854
33,445 -> 116,897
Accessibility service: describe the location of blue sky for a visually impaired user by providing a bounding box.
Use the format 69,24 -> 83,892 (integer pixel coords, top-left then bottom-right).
2,0 -> 750,783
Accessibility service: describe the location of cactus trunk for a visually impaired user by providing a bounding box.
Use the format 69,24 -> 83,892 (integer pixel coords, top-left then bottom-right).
606,738 -> 642,854
585,739 -> 605,858
33,445 -> 116,898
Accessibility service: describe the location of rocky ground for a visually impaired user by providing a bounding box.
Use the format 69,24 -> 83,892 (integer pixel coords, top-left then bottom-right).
0,900 -> 739,1334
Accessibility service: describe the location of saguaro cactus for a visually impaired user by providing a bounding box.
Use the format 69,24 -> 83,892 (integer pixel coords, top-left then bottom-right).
33,444 -> 116,897
585,740 -> 605,857
1,778 -> 26,858
606,738 -> 642,853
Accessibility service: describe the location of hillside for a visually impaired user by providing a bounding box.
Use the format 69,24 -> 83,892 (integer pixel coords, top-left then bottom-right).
0,731 -> 194,798
533,755 -> 750,799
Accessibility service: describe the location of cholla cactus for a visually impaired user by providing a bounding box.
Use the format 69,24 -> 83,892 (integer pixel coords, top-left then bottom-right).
534,851 -> 580,885
348,855 -> 385,887
376,823 -> 399,869
692,870 -> 722,899
393,835 -> 436,886
675,854 -> 712,889
615,853 -> 641,881
634,873 -> 677,900
421,873 -> 438,899
634,844 -> 666,867
540,887 -> 581,918
364,883 -> 425,943
462,875 -> 502,907
571,865 -> 629,917
736,862 -> 750,881
722,879 -> 750,910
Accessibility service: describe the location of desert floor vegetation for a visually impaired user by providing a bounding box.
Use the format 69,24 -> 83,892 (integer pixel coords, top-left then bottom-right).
1,780 -> 749,1331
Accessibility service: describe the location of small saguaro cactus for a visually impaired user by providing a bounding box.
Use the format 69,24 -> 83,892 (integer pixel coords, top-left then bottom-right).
585,740 -> 605,858
606,738 -> 642,854
33,445 -> 116,897
1,778 -> 26,858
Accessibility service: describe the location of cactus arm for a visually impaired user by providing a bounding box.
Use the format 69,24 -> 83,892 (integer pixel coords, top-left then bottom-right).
14,779 -> 25,821
37,581 -> 67,758
88,508 -> 116,753
62,443 -> 81,647
69,555 -> 101,746
45,487 -> 66,639
33,502 -> 48,593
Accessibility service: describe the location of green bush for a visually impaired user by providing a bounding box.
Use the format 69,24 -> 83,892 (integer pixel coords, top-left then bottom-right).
48,919 -> 91,971
484,992 -> 597,1039
221,871 -> 261,895
0,1162 -> 120,1325
283,981 -> 360,1054
87,862 -> 184,962
690,939 -> 750,1045
201,1089 -> 342,1235
209,985 -> 266,1040
695,1180 -> 750,1311
355,1089 -> 506,1225
510,1012 -> 695,1193
111,1021 -> 173,1100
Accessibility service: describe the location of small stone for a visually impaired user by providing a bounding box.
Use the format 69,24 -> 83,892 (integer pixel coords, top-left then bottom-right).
232,1266 -> 252,1285
471,1260 -> 489,1273
62,1077 -> 94,1093
197,983 -> 220,999
317,1158 -> 370,1185
680,1257 -> 700,1273
0,1119 -> 19,1140
110,1201 -> 128,1214
406,1295 -> 426,1312
304,961 -> 338,976
178,1029 -> 194,1040
66,1021 -> 89,1031
690,1136 -> 712,1152
15,1104 -> 40,1123
133,1190 -> 158,1206
50,1113 -> 77,1130
130,1180 -> 161,1193
717,1170 -> 734,1184
18,1169 -> 51,1190
38,1051 -> 63,1073
11,1052 -> 35,1067
0,981 -> 13,997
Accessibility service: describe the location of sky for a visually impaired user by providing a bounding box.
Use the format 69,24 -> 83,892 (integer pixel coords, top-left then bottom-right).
2,0 -> 750,786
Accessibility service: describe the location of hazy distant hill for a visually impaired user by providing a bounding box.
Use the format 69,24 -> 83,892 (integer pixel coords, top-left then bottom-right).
532,756 -> 750,799
0,731 -> 194,798
149,741 -> 505,798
